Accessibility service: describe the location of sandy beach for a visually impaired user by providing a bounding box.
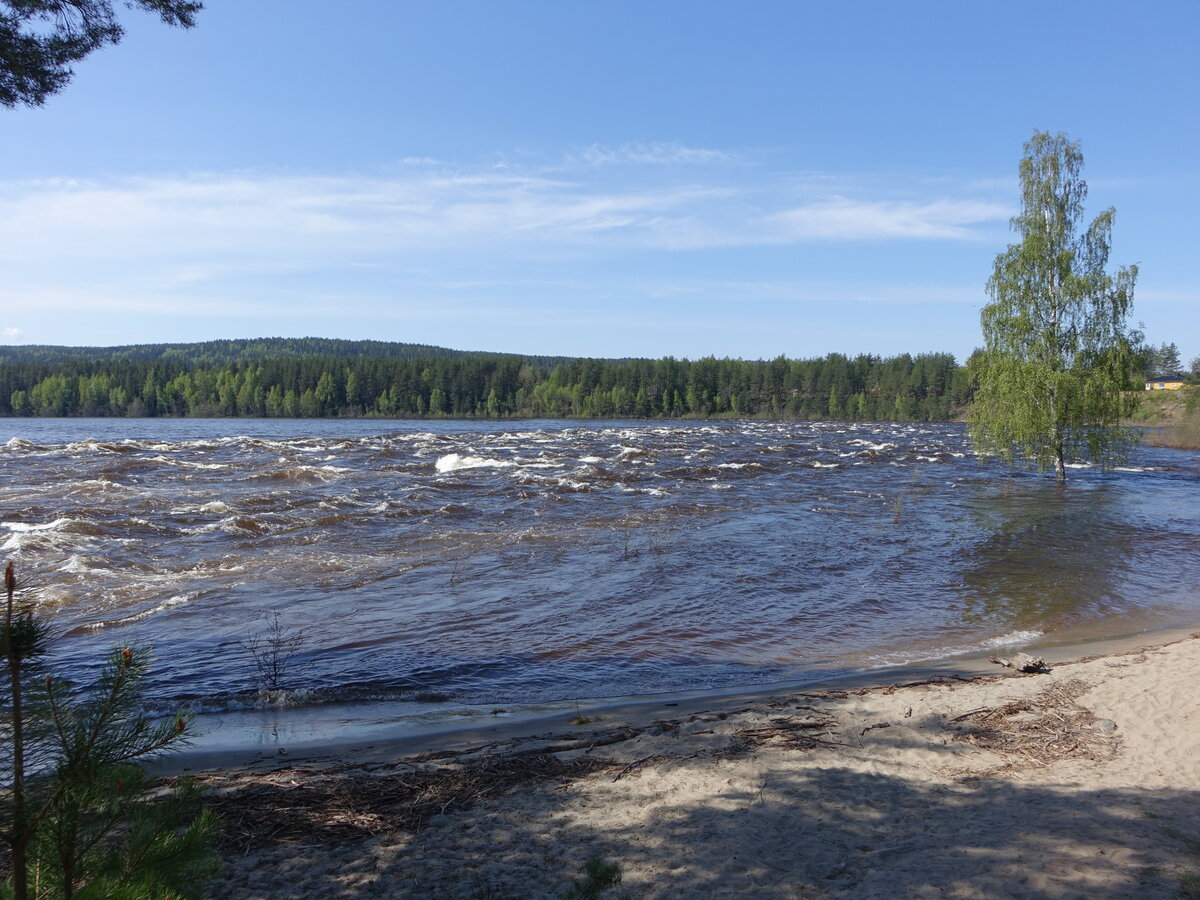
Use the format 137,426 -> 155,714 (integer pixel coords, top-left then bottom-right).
191,632 -> 1200,899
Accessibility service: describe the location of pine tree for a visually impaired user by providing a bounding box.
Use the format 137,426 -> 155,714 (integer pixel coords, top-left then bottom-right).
2,563 -> 218,899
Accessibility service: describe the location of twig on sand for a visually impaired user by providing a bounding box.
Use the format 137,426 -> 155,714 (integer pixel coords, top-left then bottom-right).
881,674 -> 977,694
949,706 -> 992,723
612,753 -> 696,782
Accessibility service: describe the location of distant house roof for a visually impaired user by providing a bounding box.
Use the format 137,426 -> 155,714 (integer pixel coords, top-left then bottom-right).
1146,373 -> 1185,381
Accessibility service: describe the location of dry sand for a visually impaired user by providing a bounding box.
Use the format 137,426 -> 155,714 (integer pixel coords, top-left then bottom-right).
195,633 -> 1200,899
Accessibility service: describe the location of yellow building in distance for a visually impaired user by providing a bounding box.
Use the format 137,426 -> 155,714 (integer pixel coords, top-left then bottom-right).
1145,374 -> 1186,391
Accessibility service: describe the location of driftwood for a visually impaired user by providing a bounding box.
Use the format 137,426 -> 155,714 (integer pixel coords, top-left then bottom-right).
988,652 -> 1047,673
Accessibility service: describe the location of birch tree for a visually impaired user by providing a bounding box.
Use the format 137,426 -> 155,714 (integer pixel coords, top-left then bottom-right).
969,131 -> 1139,482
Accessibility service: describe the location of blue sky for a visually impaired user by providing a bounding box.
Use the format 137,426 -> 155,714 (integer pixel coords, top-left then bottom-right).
1,1 -> 1196,363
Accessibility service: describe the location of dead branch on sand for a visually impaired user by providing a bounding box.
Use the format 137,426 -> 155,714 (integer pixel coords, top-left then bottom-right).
987,652 -> 1048,673
731,715 -> 841,752
951,678 -> 1118,778
194,753 -> 620,853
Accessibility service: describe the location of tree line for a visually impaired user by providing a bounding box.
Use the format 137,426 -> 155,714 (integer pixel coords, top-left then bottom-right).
1,351 -> 974,421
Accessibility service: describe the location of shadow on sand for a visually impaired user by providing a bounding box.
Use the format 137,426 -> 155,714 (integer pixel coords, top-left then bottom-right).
205,730 -> 1200,899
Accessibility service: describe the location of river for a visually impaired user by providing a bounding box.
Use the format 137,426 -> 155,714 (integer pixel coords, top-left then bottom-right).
2,418 -> 1198,721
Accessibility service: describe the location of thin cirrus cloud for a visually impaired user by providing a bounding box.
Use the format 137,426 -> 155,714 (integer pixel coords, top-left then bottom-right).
568,141 -> 735,167
763,198 -> 1009,242
0,154 -> 1011,299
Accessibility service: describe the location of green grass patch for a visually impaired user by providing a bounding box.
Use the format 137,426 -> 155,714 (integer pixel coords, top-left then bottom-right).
560,857 -> 624,900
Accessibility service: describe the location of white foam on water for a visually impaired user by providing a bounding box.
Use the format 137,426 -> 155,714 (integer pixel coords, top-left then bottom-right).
435,453 -> 515,473
199,501 -> 234,514
62,554 -> 102,574
68,478 -> 129,494
4,437 -> 42,451
555,478 -> 591,491
183,517 -> 264,536
514,471 -> 559,486
867,629 -> 1046,668
1,517 -> 74,533
146,454 -> 229,470
83,592 -> 199,630
1,518 -> 94,551
810,461 -> 839,469
979,629 -> 1044,649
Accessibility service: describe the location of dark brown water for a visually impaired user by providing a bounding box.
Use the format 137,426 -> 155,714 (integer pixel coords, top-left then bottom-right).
3,418 -> 1198,718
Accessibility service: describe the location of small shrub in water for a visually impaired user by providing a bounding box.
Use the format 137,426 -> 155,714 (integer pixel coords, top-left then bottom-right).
238,609 -> 307,693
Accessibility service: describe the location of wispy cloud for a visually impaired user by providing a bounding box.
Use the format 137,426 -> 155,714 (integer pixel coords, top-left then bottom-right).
2,327 -> 23,341
569,141 -> 734,167
762,197 -> 1009,242
0,151 -> 1012,333
0,159 -> 1006,265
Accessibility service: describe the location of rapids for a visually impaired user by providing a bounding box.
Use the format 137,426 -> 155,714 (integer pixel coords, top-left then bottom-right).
2,418 -> 1198,715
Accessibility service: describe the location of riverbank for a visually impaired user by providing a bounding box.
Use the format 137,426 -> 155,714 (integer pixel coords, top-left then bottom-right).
191,629 -> 1200,898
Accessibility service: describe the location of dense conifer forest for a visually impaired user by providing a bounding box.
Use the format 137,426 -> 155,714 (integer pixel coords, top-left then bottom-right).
0,339 -> 973,421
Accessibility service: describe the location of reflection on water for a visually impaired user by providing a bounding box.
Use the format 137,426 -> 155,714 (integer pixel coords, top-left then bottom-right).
960,482 -> 1130,625
1,418 -> 1198,711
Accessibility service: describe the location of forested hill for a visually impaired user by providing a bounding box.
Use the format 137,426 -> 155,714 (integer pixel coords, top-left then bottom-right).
0,343 -> 972,421
0,337 -> 548,367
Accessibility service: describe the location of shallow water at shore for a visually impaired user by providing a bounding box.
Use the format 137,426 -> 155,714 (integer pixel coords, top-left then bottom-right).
2,418 -> 1198,715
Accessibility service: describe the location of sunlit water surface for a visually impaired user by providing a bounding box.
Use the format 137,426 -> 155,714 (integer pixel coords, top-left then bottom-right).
2,418 -> 1198,718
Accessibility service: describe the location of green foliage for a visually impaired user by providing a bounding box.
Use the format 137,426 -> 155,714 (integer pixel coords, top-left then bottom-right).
2,566 -> 217,899
0,0 -> 201,109
969,131 -> 1140,481
559,857 -> 623,900
0,344 -> 974,422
